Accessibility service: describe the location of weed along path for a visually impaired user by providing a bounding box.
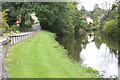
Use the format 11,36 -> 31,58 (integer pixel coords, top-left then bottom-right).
5,30 -> 100,78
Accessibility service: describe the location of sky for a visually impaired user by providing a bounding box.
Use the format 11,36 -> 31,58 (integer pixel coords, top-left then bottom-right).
77,0 -> 116,11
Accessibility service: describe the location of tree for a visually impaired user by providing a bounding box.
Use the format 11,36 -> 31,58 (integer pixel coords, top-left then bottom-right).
94,4 -> 100,10
93,8 -> 106,21
117,0 -> 120,28
2,2 -> 35,31
103,19 -> 119,36
2,2 -> 90,34
111,4 -> 117,10
35,2 -> 80,34
100,0 -> 119,28
81,5 -> 85,11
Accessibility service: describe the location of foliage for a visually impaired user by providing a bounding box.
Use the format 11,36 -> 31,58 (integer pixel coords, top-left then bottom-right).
101,1 -> 119,36
35,2 -> 84,34
3,2 -> 114,34
2,2 -> 94,34
104,36 -> 119,51
91,26 -> 99,31
7,28 -> 12,33
81,5 -> 86,11
2,2 -> 35,31
0,9 -> 9,31
25,13 -> 34,24
80,20 -> 88,31
93,8 -> 106,21
25,21 -> 32,28
107,10 -> 117,20
100,2 -> 118,28
2,3 -> 18,26
90,21 -> 100,31
0,28 -> 6,34
11,25 -> 19,32
73,9 -> 86,31
118,1 -> 120,28
79,5 -> 100,31
80,6 -> 91,16
25,21 -> 32,31
103,19 -> 120,36
94,4 -> 99,10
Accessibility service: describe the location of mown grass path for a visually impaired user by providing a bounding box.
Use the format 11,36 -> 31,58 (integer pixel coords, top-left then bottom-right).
5,30 -> 98,78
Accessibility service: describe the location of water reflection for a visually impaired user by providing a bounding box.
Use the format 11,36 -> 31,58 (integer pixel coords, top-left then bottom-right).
56,31 -> 119,78
80,42 -> 118,77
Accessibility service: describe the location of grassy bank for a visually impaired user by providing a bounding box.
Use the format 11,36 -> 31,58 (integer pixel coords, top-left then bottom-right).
5,30 -> 101,78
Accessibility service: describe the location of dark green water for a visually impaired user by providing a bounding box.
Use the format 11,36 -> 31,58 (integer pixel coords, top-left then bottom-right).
56,31 -> 120,78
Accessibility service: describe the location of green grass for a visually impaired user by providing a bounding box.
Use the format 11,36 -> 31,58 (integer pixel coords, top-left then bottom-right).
5,30 -> 100,78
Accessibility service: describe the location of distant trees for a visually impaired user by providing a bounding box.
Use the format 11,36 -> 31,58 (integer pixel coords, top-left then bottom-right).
80,5 -> 90,16
94,4 -> 100,9
90,4 -> 107,21
2,2 -> 87,34
81,5 -> 86,11
93,9 -> 106,21
102,1 -> 120,36
103,19 -> 119,36
3,2 -> 116,35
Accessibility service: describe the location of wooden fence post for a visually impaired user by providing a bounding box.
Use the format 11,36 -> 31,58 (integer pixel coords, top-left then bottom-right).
13,36 -> 15,46
0,40 -> 9,79
0,42 -> 2,79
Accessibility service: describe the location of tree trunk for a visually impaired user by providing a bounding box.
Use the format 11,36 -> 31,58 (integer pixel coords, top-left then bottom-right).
21,14 -> 26,31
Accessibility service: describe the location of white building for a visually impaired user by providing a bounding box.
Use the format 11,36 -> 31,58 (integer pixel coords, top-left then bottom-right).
83,14 -> 93,24
86,17 -> 93,24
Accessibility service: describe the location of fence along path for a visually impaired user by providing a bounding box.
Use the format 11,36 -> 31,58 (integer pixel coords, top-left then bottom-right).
0,24 -> 40,79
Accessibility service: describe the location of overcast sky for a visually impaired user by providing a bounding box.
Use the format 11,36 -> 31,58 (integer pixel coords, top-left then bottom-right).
77,0 -> 116,11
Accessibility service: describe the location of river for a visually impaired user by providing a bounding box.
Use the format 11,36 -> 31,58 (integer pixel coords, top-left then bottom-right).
56,31 -> 120,78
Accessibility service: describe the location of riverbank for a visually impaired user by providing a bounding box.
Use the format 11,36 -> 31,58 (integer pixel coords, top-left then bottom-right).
5,30 -> 101,78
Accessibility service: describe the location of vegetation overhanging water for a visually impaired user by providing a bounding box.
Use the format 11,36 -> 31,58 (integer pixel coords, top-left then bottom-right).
56,31 -> 120,78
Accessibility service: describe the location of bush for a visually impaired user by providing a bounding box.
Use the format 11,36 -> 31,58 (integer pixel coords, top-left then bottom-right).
103,19 -> 120,36
25,21 -> 33,31
91,26 -> 98,31
0,28 -> 6,34
11,25 -> 19,32
25,21 -> 32,28
7,28 -> 12,33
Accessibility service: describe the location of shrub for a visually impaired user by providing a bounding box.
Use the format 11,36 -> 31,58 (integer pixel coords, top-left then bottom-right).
11,25 -> 19,32
7,28 -> 12,33
0,28 -> 6,34
25,21 -> 32,28
103,19 -> 120,36
91,26 -> 98,31
25,21 -> 33,31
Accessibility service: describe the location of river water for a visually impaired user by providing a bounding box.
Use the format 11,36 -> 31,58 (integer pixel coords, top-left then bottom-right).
56,31 -> 120,78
